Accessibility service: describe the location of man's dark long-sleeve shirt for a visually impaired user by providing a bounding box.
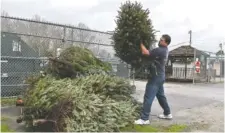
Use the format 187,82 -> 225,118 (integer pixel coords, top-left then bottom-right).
148,46 -> 168,77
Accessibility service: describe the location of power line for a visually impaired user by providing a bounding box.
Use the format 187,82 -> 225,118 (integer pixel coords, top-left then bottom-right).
168,41 -> 218,54
168,41 -> 189,47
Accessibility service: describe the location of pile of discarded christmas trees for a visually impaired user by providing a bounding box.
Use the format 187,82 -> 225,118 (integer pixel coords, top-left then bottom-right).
22,46 -> 140,132
22,0 -> 157,131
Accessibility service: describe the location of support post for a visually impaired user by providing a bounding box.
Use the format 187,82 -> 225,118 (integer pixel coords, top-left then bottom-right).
71,29 -> 74,47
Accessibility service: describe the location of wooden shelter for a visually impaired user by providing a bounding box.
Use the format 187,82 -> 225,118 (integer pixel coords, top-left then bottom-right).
216,50 -> 224,56
166,45 -> 209,81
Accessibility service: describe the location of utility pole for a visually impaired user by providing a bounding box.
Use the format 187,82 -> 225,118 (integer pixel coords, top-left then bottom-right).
189,30 -> 192,46
185,31 -> 191,80
189,30 -> 196,84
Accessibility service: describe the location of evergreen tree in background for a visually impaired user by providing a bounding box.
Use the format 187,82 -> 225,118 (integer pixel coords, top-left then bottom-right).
113,1 -> 156,68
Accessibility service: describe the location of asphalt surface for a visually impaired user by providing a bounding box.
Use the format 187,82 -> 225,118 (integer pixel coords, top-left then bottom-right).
132,81 -> 224,131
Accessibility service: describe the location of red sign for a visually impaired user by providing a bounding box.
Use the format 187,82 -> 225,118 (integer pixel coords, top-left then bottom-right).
195,61 -> 201,73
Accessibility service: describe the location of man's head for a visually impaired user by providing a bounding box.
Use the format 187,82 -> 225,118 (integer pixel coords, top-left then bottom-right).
158,34 -> 171,47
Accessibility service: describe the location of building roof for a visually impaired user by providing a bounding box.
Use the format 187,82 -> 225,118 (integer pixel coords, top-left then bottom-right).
216,50 -> 224,56
1,32 -> 38,57
169,45 -> 209,57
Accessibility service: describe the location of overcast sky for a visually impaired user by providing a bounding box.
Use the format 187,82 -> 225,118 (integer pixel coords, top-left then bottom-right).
1,0 -> 225,53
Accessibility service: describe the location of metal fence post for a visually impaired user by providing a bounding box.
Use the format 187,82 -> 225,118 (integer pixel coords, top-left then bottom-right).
208,53 -> 210,83
71,28 -> 74,47
132,68 -> 135,85
193,48 -> 196,84
219,43 -> 222,82
63,27 -> 66,48
220,55 -> 222,82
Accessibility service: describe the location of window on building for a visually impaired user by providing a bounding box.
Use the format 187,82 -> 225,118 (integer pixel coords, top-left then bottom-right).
12,40 -> 21,52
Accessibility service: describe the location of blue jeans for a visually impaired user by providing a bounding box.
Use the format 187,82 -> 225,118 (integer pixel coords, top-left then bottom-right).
140,75 -> 171,120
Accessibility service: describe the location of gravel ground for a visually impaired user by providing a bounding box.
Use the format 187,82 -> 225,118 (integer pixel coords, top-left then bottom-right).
175,102 -> 224,132
132,80 -> 224,132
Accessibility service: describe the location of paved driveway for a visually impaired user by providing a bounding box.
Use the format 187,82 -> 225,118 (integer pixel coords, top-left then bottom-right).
132,81 -> 224,132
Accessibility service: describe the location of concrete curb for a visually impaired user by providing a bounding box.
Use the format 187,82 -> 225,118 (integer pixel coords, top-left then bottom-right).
1,105 -> 16,109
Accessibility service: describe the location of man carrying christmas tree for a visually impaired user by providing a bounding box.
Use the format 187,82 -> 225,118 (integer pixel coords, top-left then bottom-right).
135,34 -> 172,125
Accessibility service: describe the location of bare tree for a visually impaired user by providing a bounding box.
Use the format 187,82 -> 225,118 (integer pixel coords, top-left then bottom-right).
1,12 -> 98,57
1,11 -> 13,32
73,23 -> 96,48
19,14 -> 64,56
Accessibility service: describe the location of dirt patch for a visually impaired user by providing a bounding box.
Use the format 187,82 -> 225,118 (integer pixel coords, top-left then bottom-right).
1,106 -> 26,132
1,115 -> 26,132
150,101 -> 224,132
1,101 -> 223,132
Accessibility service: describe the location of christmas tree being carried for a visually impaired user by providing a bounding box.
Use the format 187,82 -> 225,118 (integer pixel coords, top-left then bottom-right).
113,0 -> 156,68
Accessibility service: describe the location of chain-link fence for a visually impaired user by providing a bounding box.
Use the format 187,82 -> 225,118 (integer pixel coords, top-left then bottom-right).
1,15 -> 132,97
1,56 -> 48,97
192,49 -> 224,83
1,16 -> 114,57
206,55 -> 224,83
194,50 -> 224,83
1,16 -> 223,97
